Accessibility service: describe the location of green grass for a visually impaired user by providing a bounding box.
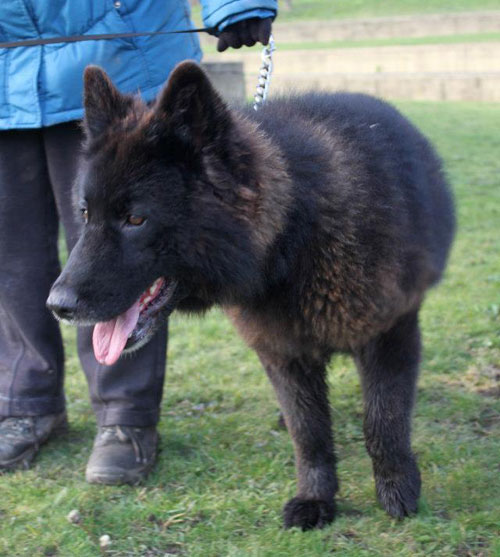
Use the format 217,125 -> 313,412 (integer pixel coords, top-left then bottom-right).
1,102 -> 499,556
191,0 -> 500,24
277,31 -> 500,50
201,31 -> 500,54
274,0 -> 500,22
308,31 -> 500,49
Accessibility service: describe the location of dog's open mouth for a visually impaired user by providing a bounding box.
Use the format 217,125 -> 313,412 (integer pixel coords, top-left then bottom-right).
92,277 -> 177,366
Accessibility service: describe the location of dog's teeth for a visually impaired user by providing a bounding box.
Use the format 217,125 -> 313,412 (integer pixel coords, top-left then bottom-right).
150,278 -> 163,295
149,277 -> 164,297
139,278 -> 166,313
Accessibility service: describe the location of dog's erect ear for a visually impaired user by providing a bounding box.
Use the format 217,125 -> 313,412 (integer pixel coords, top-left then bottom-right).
154,61 -> 230,150
83,66 -> 130,137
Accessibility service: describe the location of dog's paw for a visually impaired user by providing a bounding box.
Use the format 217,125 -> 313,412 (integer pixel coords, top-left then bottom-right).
283,497 -> 336,530
375,462 -> 421,519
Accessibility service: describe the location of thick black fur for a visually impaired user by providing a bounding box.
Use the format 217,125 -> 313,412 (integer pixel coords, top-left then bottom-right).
48,62 -> 455,530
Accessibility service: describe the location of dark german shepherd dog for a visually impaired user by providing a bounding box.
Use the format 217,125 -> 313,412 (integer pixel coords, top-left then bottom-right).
47,62 -> 455,530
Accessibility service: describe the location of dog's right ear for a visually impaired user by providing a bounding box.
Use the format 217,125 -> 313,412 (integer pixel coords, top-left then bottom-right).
83,66 -> 130,138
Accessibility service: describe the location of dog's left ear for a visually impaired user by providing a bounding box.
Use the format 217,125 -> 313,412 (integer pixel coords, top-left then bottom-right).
154,61 -> 231,150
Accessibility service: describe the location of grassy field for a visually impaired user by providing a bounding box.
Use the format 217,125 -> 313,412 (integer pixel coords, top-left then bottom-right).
191,0 -> 500,24
0,102 -> 499,556
273,0 -> 500,22
201,31 -> 500,54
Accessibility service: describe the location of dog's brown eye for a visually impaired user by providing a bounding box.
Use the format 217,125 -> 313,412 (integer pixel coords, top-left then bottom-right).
82,209 -> 89,224
126,215 -> 146,226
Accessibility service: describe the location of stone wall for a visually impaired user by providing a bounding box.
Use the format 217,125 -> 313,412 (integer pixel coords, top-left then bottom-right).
201,62 -> 246,104
202,11 -> 500,102
270,11 -> 500,42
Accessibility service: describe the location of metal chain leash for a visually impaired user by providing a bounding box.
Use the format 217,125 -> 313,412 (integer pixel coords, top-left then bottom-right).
253,34 -> 276,111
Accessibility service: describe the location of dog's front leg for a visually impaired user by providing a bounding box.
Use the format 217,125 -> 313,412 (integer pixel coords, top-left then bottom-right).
257,350 -> 337,530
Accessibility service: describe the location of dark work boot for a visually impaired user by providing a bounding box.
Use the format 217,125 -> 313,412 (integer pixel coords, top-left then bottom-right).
85,425 -> 158,485
0,412 -> 68,470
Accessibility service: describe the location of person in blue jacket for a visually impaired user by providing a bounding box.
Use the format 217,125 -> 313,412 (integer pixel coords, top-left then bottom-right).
0,0 -> 276,484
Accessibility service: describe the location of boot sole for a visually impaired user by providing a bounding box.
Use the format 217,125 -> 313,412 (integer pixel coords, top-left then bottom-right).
0,445 -> 37,471
86,458 -> 156,486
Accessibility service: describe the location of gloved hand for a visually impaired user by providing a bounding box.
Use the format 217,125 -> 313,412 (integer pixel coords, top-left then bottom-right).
216,17 -> 272,52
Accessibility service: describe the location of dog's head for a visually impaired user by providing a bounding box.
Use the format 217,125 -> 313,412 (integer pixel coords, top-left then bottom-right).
47,62 -> 263,365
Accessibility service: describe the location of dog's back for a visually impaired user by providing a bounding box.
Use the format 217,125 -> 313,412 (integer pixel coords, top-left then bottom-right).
240,93 -> 455,348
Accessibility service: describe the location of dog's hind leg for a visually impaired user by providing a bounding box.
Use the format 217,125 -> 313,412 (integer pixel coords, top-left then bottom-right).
257,350 -> 337,530
354,309 -> 422,519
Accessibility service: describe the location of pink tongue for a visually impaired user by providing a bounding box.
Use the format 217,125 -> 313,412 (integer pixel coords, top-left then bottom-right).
92,301 -> 141,366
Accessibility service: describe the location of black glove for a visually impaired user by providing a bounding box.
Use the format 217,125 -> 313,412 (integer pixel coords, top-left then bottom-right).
216,17 -> 272,52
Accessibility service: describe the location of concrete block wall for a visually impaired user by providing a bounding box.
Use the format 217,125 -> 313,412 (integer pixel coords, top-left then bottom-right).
202,62 -> 246,104
269,11 -> 500,43
202,11 -> 500,103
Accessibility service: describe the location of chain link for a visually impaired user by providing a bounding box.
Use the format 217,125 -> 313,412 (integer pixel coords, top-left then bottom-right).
253,34 -> 276,111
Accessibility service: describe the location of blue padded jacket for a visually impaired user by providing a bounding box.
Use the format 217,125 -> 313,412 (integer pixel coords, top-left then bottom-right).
0,0 -> 277,129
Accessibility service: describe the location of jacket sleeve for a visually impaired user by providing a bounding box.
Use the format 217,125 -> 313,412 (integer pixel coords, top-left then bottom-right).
200,0 -> 277,32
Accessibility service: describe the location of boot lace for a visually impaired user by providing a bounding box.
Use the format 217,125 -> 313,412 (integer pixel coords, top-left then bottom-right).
99,425 -> 145,464
0,417 -> 34,441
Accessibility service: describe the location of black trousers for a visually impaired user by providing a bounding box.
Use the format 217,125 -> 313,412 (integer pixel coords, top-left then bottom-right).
0,122 -> 168,427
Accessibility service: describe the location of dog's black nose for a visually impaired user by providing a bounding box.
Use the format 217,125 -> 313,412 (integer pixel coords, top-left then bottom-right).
46,285 -> 79,321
